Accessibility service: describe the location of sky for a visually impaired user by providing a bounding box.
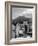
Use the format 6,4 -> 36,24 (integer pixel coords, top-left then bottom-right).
12,7 -> 33,19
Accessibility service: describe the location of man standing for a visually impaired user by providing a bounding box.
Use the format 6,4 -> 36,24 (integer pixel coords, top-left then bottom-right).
23,21 -> 29,38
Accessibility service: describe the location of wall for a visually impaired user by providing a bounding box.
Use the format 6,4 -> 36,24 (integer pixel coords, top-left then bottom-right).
0,0 -> 38,46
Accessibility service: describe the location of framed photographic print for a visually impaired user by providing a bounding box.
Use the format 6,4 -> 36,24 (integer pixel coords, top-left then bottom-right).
5,1 -> 37,44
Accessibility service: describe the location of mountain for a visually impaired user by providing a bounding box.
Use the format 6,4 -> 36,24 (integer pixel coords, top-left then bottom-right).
12,16 -> 32,25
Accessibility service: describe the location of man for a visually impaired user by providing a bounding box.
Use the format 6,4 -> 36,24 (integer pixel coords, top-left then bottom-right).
23,21 -> 29,37
16,23 -> 20,38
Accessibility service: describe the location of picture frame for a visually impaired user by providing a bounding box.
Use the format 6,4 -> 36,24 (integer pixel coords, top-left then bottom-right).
5,1 -> 37,45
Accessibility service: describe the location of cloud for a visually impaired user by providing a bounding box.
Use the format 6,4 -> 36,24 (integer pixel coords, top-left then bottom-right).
12,7 -> 32,19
